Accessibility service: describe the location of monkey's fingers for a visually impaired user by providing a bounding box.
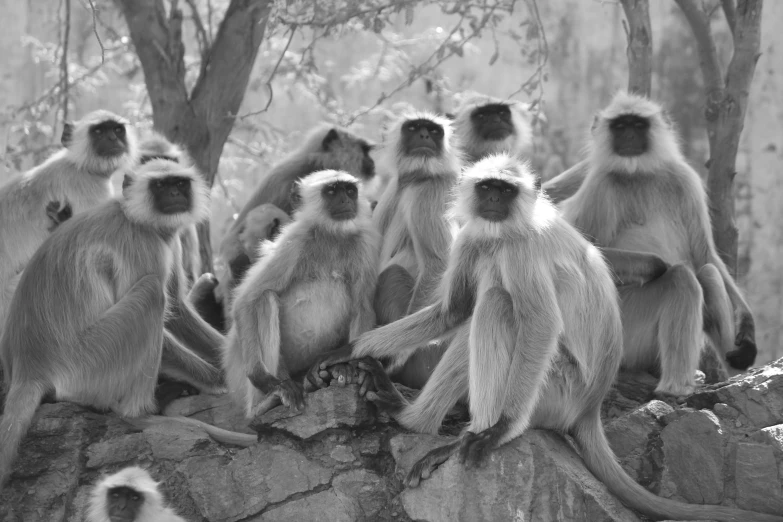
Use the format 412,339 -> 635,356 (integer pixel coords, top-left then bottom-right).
328,363 -> 358,387
403,441 -> 460,488
277,380 -> 306,411
729,319 -> 757,370
458,431 -> 495,469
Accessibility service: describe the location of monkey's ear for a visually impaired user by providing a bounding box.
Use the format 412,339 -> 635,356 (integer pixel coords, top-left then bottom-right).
590,115 -> 600,134
533,175 -> 542,193
322,128 -> 340,150
61,123 -> 74,148
289,184 -> 303,211
122,174 -> 133,191
660,109 -> 673,128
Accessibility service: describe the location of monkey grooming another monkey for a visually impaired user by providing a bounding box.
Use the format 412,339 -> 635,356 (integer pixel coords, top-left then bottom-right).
0,160 -> 255,487
87,466 -> 186,522
451,91 -> 536,164
223,170 -> 379,418
0,110 -> 137,337
560,92 -> 757,396
370,112 -> 461,389
308,154 -> 781,522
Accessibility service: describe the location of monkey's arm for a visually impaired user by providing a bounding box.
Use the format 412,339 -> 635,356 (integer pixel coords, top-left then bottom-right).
348,237 -> 380,340
405,187 -> 452,314
161,331 -> 224,394
542,159 -> 588,204
599,247 -> 670,286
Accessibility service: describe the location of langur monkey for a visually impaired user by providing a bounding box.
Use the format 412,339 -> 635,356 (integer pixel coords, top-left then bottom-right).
136,132 -> 226,371
223,170 -> 380,418
0,110 -> 137,337
371,112 -> 461,389
560,92 -> 757,396
307,154 -> 781,522
542,159 -> 589,204
451,91 -> 536,164
88,466 -> 186,522
0,160 -> 255,487
217,125 -> 375,282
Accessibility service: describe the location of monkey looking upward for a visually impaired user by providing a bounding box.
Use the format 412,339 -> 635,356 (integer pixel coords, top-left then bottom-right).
308,154 -> 781,522
223,170 -> 379,418
451,92 -> 536,165
0,160 -> 254,486
560,91 -> 757,397
370,112 -> 461,389
88,466 -> 186,522
0,110 -> 137,337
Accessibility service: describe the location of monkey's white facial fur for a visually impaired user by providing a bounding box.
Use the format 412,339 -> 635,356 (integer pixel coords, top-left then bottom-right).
70,110 -> 138,176
453,92 -> 535,160
87,466 -> 164,522
453,153 -> 554,239
381,111 -> 462,177
122,159 -> 210,231
294,169 -> 372,235
590,91 -> 683,174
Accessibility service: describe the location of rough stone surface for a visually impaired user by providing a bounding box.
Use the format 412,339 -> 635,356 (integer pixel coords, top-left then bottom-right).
251,384 -> 377,439
2,361 -> 783,521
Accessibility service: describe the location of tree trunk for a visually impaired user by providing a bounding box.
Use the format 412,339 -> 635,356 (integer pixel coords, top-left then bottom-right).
676,0 -> 763,276
116,0 -> 274,272
620,0 -> 652,96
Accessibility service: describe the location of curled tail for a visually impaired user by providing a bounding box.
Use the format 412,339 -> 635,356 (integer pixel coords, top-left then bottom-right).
124,415 -> 257,447
0,381 -> 45,487
574,413 -> 783,522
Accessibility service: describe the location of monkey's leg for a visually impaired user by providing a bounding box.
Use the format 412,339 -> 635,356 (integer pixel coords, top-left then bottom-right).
160,331 -> 225,394
74,274 -> 166,416
599,247 -> 670,286
374,264 -> 414,325
541,159 -> 588,204
188,273 -> 227,332
622,264 -> 703,397
697,264 -> 737,371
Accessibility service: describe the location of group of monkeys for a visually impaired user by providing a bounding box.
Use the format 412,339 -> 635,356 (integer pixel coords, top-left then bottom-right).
0,89 -> 776,522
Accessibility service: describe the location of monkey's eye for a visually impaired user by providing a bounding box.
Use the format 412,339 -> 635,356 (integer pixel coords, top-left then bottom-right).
131,494 -> 140,501
503,188 -> 512,193
477,114 -> 485,119
110,492 -> 119,498
479,184 -> 489,190
347,187 -> 357,196
430,127 -> 442,136
634,121 -> 645,128
115,126 -> 125,135
176,181 -> 187,188
155,181 -> 164,189
407,125 -> 417,132
93,128 -> 102,135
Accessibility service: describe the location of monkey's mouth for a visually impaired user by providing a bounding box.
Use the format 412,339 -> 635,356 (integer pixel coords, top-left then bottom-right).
332,210 -> 356,220
162,203 -> 190,214
615,145 -> 646,157
483,129 -> 513,141
411,147 -> 438,157
480,209 -> 507,221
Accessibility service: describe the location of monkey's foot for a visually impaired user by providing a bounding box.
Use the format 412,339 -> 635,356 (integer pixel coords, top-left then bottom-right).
322,362 -> 362,388
192,272 -> 219,293
275,379 -> 305,411
459,416 -> 508,468
652,385 -> 692,404
305,345 -> 355,389
404,441 -> 460,488
357,358 -> 407,414
727,334 -> 757,371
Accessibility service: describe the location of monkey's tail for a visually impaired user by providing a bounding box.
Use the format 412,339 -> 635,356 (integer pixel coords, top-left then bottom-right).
573,413 -> 783,522
124,415 -> 257,448
0,381 -> 46,487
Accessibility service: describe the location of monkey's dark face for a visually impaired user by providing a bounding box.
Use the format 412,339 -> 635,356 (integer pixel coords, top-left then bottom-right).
150,175 -> 193,215
474,179 -> 518,222
471,104 -> 514,141
609,114 -> 650,157
401,119 -> 444,157
90,120 -> 129,158
322,181 -> 358,221
106,486 -> 144,522
359,141 -> 376,179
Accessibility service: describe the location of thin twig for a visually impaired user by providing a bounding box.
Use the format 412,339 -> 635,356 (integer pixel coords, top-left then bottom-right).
239,25 -> 297,120
60,0 -> 71,123
86,0 -> 105,64
507,0 -> 548,110
721,0 -> 737,36
214,171 -> 239,211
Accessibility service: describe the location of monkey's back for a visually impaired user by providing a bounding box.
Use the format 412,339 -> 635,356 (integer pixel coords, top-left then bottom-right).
0,200 -> 172,380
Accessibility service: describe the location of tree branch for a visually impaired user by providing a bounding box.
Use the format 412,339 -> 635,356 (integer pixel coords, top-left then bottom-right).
722,0 -> 737,36
60,0 -> 72,123
620,0 -> 652,96
240,24 -> 297,120
87,0 -> 105,63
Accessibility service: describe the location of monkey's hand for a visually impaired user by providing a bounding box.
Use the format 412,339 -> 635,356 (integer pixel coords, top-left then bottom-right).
304,345 -> 356,390
404,441 -> 460,488
727,313 -> 757,370
459,416 -> 509,468
254,379 -> 305,414
356,358 -> 407,414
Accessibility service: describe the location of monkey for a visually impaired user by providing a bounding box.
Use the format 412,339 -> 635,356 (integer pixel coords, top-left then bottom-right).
0,110 -> 137,338
451,91 -> 536,165
133,132 -> 227,371
559,91 -> 757,396
541,159 -> 589,204
87,466 -> 186,522
0,160 -> 255,486
306,154 -> 781,522
137,131 -> 201,283
45,200 -> 74,231
369,111 -> 461,389
223,170 -> 380,418
216,125 -> 375,290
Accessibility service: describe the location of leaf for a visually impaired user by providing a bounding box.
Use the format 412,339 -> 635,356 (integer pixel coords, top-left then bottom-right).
405,5 -> 415,25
